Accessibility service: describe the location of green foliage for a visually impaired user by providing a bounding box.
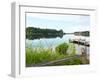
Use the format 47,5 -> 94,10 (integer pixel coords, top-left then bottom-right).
26,48 -> 68,66
26,43 -> 85,67
55,43 -> 69,54
64,58 -> 82,65
26,27 -> 64,39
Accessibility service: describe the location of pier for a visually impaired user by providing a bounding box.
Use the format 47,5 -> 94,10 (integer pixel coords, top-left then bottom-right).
69,39 -> 90,47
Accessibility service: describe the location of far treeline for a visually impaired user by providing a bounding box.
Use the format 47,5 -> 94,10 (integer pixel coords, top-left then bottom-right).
74,31 -> 90,36
26,27 -> 90,40
26,27 -> 65,39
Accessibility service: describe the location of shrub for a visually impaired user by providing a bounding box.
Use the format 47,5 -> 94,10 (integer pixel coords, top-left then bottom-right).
55,43 -> 68,54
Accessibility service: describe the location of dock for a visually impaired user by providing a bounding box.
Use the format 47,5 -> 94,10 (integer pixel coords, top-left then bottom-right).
69,39 -> 90,47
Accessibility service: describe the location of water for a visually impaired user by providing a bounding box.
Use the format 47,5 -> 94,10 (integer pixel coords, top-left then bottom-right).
26,34 -> 89,55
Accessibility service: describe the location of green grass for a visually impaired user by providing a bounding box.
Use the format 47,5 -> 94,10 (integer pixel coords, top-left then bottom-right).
26,43 -> 82,66
47,57 -> 82,66
26,48 -> 69,66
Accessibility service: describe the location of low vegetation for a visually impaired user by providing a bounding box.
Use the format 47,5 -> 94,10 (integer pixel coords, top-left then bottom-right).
26,43 -> 83,67
55,43 -> 69,54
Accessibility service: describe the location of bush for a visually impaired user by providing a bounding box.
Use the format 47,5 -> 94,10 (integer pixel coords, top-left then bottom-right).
55,43 -> 68,54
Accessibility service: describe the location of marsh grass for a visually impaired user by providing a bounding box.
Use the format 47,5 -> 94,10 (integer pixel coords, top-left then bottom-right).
26,43 -> 82,66
26,48 -> 68,66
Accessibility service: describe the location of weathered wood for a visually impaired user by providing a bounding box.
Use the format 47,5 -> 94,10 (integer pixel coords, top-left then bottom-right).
69,39 -> 90,47
81,48 -> 89,64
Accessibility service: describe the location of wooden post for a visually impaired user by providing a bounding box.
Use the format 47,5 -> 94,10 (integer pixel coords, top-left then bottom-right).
81,48 -> 89,64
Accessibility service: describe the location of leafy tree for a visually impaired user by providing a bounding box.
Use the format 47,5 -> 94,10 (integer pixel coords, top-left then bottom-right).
26,27 -> 65,39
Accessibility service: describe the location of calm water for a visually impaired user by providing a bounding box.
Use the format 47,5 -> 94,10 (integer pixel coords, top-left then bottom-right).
26,34 -> 89,55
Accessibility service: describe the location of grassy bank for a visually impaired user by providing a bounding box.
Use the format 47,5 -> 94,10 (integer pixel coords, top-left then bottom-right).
26,43 -> 82,67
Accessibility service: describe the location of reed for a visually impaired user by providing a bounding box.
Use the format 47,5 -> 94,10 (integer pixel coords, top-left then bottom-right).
26,43 -> 82,66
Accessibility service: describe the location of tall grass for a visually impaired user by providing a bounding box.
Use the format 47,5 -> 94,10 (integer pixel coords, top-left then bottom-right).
26,48 -> 68,66
26,43 -> 82,66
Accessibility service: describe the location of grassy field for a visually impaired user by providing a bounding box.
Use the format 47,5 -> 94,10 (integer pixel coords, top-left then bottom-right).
26,43 -> 83,67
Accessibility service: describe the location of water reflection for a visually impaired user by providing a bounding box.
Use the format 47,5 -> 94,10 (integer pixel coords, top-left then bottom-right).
26,34 -> 89,55
26,34 -> 65,40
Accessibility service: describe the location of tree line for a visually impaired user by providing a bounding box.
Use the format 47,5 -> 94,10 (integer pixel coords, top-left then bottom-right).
26,27 -> 65,39
74,31 -> 90,36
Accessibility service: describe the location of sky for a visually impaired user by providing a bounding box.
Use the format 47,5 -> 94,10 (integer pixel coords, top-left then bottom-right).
26,13 -> 90,33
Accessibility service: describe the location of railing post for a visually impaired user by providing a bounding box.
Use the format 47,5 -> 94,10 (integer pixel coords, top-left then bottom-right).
81,47 -> 89,64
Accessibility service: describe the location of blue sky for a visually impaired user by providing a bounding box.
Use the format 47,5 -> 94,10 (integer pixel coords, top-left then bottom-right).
26,13 -> 90,33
